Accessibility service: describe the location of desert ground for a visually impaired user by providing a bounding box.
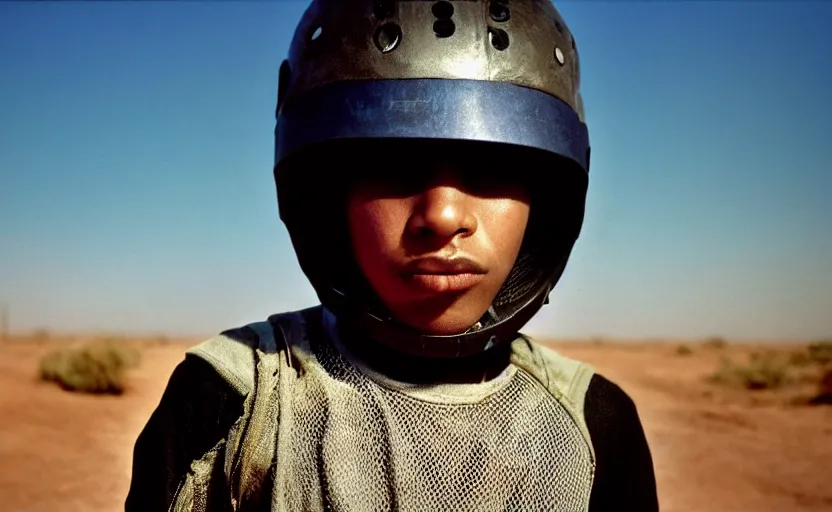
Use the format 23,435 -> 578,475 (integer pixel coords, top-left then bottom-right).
0,334 -> 829,512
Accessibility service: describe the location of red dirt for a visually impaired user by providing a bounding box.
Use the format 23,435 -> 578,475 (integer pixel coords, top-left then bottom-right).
0,339 -> 189,512
0,337 -> 830,512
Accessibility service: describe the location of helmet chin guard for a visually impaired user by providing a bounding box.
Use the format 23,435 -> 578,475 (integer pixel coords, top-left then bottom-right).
274,1 -> 590,359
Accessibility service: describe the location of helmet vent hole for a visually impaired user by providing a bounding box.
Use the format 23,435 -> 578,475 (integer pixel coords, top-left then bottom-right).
554,20 -> 563,35
431,1 -> 454,19
488,27 -> 509,51
572,36 -> 577,50
554,46 -> 565,65
374,22 -> 402,53
310,26 -> 322,41
433,19 -> 455,38
373,0 -> 395,19
489,1 -> 510,23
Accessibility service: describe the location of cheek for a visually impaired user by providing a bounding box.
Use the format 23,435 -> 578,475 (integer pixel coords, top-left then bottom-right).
486,200 -> 530,266
347,198 -> 407,263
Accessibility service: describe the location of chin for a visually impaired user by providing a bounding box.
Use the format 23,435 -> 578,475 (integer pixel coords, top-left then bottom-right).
398,306 -> 487,337
419,323 -> 474,336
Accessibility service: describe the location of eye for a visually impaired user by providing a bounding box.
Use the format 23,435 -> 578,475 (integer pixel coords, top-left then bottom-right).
463,169 -> 523,197
448,149 -> 523,197
352,164 -> 429,198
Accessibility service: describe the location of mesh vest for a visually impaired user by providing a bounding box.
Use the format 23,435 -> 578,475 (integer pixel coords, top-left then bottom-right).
170,307 -> 596,512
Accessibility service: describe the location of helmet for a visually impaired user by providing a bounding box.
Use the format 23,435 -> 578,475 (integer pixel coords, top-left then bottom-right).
274,0 -> 590,359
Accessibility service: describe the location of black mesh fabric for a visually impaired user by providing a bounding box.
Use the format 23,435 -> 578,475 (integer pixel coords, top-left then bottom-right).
492,252 -> 540,307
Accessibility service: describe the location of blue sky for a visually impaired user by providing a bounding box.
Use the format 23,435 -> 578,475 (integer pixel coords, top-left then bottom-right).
1,1 -> 830,341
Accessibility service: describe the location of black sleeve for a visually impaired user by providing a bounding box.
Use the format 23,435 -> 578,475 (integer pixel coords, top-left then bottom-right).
585,373 -> 659,512
124,354 -> 245,512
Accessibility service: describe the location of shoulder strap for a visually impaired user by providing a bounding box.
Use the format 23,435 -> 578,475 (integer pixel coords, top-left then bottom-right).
168,319 -> 286,512
185,307 -> 322,511
186,320 -> 280,396
509,335 -> 596,461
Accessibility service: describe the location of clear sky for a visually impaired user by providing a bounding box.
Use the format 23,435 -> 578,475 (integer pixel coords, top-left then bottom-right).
1,1 -> 830,341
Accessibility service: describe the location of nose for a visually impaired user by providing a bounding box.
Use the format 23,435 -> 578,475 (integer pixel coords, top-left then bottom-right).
406,183 -> 478,241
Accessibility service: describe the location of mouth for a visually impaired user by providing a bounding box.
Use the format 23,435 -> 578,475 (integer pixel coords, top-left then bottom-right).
401,256 -> 487,294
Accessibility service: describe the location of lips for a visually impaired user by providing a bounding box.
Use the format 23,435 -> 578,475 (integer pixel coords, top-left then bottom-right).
401,256 -> 487,293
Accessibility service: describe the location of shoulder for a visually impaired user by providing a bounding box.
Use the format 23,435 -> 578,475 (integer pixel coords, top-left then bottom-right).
583,374 -> 656,460
510,335 -> 597,452
583,373 -> 652,466
584,373 -> 649,455
583,374 -> 659,511
510,335 -> 596,407
511,336 -> 641,427
127,308 -> 323,511
126,347 -> 247,510
186,306 -> 322,395
584,373 -> 641,426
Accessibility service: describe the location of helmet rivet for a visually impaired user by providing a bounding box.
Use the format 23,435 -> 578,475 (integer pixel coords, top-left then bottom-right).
554,46 -> 565,65
489,1 -> 510,23
374,22 -> 402,53
431,1 -> 454,19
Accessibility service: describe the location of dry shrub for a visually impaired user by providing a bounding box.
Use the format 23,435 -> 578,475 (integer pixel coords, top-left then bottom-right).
805,341 -> 832,406
807,340 -> 832,365
709,352 -> 792,391
703,336 -> 727,350
788,351 -> 812,367
788,341 -> 831,369
30,328 -> 50,343
38,339 -> 141,395
676,344 -> 693,356
710,343 -> 832,405
810,369 -> 832,405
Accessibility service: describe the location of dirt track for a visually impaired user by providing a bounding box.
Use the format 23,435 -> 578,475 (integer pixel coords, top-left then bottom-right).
0,338 -> 830,512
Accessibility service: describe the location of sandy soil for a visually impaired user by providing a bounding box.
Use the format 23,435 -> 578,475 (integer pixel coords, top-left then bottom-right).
0,336 -> 829,512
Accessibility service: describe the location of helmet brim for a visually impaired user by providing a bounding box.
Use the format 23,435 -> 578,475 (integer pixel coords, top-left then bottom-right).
275,78 -> 589,175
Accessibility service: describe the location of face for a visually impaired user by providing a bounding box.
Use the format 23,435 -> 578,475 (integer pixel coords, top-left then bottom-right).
346,147 -> 530,336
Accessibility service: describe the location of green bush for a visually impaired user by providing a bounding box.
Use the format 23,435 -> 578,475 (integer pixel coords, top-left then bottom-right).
38,340 -> 141,394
